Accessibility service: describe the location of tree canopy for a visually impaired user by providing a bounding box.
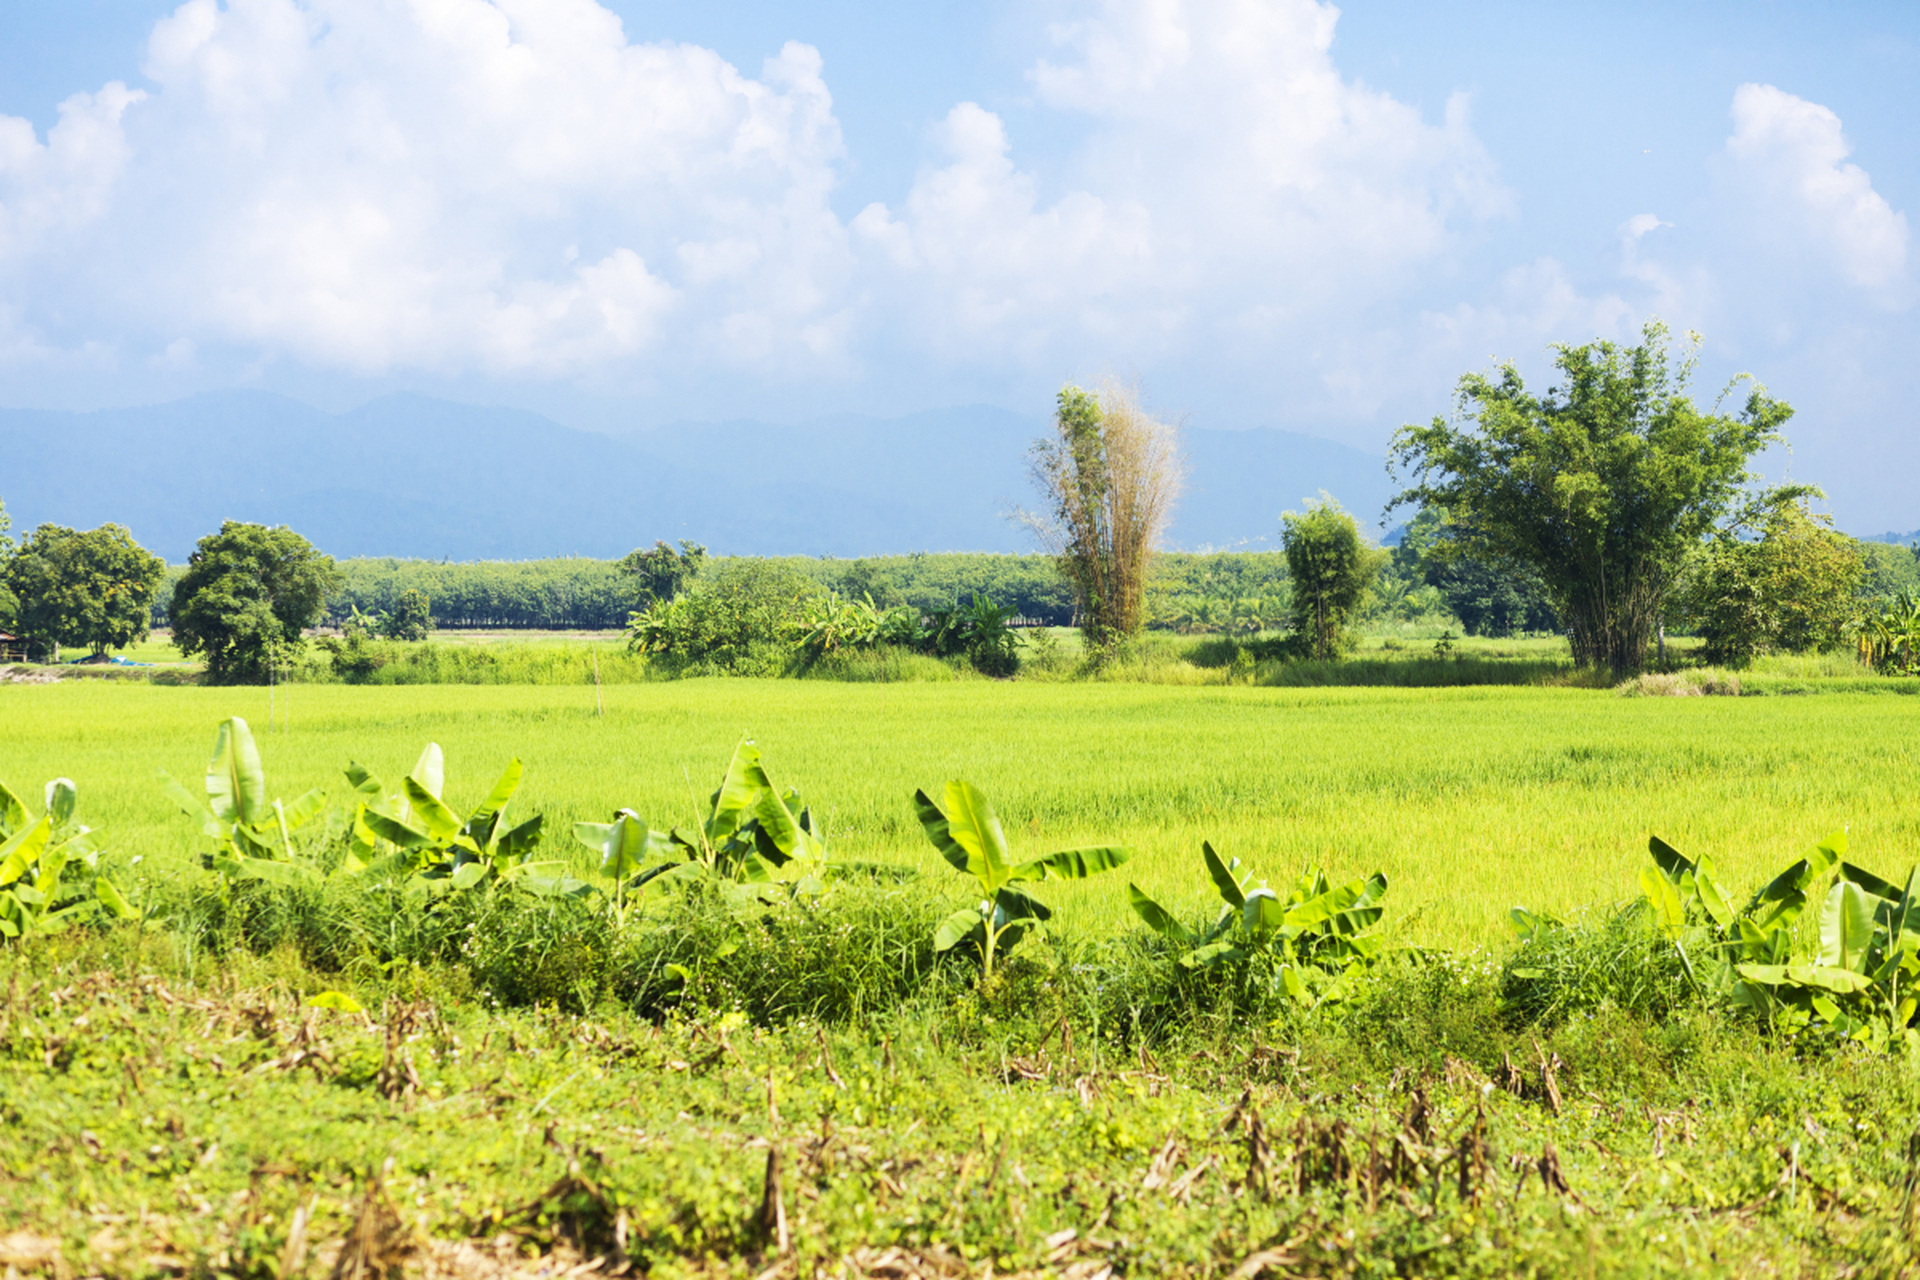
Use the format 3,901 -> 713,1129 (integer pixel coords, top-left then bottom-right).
1685,499 -> 1863,665
619,540 -> 707,606
1391,506 -> 1558,638
171,522 -> 343,683
1389,321 -> 1795,672
1,523 -> 166,657
1281,497 -> 1385,659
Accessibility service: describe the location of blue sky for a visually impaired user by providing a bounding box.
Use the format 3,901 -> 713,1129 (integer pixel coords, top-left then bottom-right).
0,1 -> 1915,532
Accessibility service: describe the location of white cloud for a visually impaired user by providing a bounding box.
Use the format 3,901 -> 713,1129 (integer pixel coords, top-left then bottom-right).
0,0 -> 1510,400
0,0 -> 852,375
0,82 -> 144,261
852,0 -> 1508,370
1725,83 -> 1909,293
850,102 -> 1156,360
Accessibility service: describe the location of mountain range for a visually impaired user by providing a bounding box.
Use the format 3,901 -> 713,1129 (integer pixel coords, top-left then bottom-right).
0,391 -> 1401,561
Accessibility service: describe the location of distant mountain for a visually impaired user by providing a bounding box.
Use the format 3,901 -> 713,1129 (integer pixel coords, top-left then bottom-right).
0,391 -> 1393,560
1864,529 -> 1919,545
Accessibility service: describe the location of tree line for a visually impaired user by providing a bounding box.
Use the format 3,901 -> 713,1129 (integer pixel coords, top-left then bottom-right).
3,318 -> 1916,681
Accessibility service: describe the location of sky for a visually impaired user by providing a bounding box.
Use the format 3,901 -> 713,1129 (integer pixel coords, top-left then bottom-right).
0,0 -> 1915,533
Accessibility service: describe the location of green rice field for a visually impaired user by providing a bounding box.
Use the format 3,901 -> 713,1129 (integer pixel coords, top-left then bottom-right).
5,677 -> 1916,946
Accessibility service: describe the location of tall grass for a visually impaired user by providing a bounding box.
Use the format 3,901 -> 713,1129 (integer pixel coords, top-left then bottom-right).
306,637 -> 649,685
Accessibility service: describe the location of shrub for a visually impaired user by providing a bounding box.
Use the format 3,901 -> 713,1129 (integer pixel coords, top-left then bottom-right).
627,560 -> 821,675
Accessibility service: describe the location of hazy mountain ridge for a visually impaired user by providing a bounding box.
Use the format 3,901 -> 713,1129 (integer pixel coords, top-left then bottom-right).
1,391 -> 1400,560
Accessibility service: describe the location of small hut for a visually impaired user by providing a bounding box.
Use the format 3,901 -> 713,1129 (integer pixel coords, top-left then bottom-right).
0,632 -> 25,663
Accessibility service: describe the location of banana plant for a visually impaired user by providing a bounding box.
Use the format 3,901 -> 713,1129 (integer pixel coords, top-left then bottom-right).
1129,842 -> 1388,1004
912,780 -> 1130,978
1639,831 -> 1920,1048
344,743 -> 558,892
0,778 -> 138,940
571,808 -> 681,919
574,738 -> 831,896
159,717 -> 327,884
669,738 -> 824,881
1734,858 -> 1920,1051
1639,832 -> 1840,999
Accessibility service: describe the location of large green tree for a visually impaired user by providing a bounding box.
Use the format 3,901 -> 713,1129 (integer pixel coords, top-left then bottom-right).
1281,497 -> 1385,659
171,522 -> 343,683
1389,321 -> 1796,673
1,523 -> 166,658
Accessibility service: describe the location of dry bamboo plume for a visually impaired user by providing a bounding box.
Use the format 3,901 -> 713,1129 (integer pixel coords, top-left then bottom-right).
1020,380 -> 1184,644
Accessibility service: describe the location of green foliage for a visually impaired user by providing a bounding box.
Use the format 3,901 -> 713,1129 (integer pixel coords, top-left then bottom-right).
172,521 -> 344,683
1687,499 -> 1863,664
1392,320 -> 1798,672
1150,552 -> 1294,635
314,636 -> 648,685
158,717 -> 329,881
1611,830 -> 1920,1051
1128,842 -> 1389,1005
912,779 -> 1130,977
1151,552 -> 1290,615
329,552 -> 1079,631
782,592 -> 886,658
0,501 -> 15,634
1858,539 -> 1920,600
1734,857 -> 1920,1052
0,776 -> 138,940
376,587 -> 433,641
814,552 -> 1078,624
331,556 -> 632,629
0,522 -> 166,657
626,559 -> 821,675
919,593 -> 1020,675
345,742 -> 556,894
1391,507 -> 1558,637
1281,496 -> 1385,659
575,737 -> 830,899
1855,589 -> 1920,675
619,539 -> 707,606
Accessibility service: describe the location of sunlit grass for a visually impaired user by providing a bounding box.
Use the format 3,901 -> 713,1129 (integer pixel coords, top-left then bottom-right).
4,678 -> 1916,948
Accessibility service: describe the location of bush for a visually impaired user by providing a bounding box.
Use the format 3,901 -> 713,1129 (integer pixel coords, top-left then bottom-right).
627,560 -> 822,674
1500,903 -> 1697,1028
613,882 -> 955,1024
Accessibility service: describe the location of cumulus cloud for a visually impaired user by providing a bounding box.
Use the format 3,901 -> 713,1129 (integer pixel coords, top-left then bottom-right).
1725,83 -> 1909,294
0,0 -> 852,375
0,82 -> 143,274
24,0 -> 1903,454
854,0 -> 1509,369
850,102 -> 1155,360
0,0 -> 1512,399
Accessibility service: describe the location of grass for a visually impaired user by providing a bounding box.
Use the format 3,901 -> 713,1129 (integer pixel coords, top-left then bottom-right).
4,678 -> 1918,948
6,676 -> 1920,1275
4,930 -> 1919,1277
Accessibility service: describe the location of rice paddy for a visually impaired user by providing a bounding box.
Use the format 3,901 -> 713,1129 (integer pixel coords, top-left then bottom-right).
5,676 -> 1915,947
